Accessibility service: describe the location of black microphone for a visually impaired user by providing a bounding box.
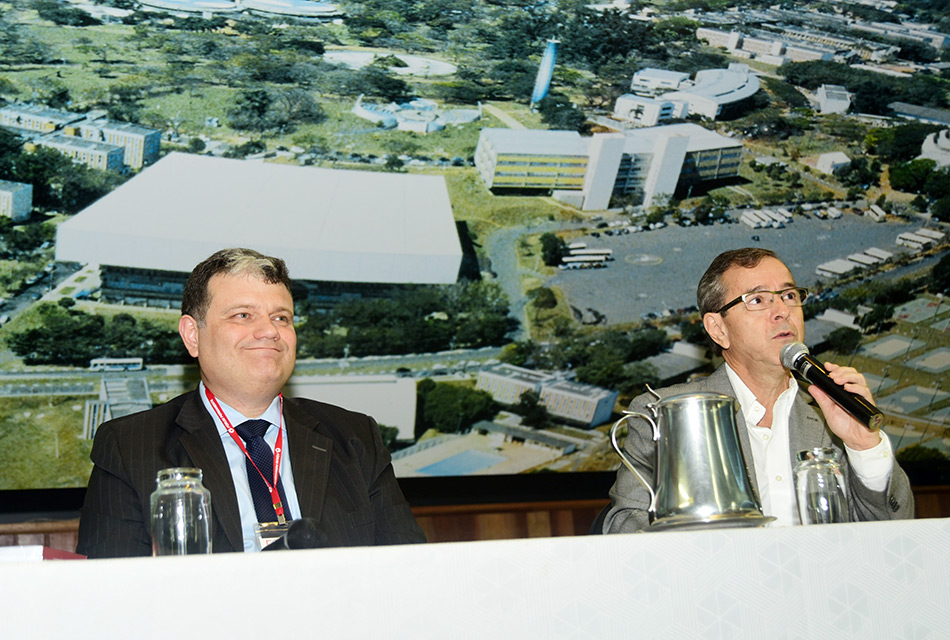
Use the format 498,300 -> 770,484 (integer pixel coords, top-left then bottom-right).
261,517 -> 327,551
780,342 -> 884,430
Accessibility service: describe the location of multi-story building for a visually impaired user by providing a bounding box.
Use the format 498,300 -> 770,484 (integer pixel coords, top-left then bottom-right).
1,103 -> 160,171
784,44 -> 834,63
475,123 -> 743,210
661,65 -> 761,120
697,26 -> 838,65
475,364 -> 618,428
630,69 -> 689,95
0,180 -> 33,222
474,130 -> 589,191
537,379 -> 618,428
0,104 -> 84,134
696,27 -> 741,50
475,364 -> 555,406
613,94 -> 687,127
33,134 -> 125,172
71,121 -> 161,169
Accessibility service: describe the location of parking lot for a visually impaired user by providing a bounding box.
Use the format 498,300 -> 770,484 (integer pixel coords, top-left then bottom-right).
547,213 -> 925,325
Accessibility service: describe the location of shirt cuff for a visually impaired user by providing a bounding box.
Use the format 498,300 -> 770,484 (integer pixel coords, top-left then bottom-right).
844,431 -> 894,492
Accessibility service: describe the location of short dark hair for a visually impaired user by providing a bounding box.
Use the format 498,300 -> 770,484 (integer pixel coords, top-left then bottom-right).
697,247 -> 778,316
181,248 -> 292,323
697,248 -> 779,356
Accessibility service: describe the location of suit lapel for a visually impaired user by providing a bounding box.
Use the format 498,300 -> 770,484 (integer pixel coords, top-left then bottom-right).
173,391 -> 244,553
788,389 -> 828,460
702,366 -> 762,502
283,399 -> 334,523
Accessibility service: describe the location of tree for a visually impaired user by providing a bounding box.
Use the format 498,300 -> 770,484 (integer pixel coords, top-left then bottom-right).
528,287 -> 557,320
866,123 -> 942,162
34,0 -> 100,26
889,158 -> 937,193
623,361 -> 660,395
227,88 -> 323,133
487,59 -> 537,101
824,327 -> 862,355
348,66 -> 411,102
932,195 -> 950,222
10,147 -> 74,209
378,424 -> 399,451
931,254 -> 950,294
421,383 -> 495,433
536,94 -> 590,134
858,304 -> 894,334
514,389 -> 548,428
384,155 -> 404,171
539,233 -> 566,266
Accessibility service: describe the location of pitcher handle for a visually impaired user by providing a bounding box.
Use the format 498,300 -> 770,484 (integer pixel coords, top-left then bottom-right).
609,412 -> 658,514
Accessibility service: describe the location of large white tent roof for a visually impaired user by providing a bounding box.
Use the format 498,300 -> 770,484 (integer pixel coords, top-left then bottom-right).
56,153 -> 463,284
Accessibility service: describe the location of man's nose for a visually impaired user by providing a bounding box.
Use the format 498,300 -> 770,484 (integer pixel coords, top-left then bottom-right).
254,316 -> 281,339
771,294 -> 791,318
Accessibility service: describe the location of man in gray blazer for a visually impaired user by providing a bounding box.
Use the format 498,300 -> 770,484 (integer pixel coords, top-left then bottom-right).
605,248 -> 914,532
78,248 -> 425,557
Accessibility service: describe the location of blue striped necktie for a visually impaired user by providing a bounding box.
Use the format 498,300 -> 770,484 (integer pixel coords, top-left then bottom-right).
234,419 -> 290,523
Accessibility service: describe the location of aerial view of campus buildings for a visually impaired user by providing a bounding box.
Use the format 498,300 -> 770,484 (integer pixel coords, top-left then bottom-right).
0,0 -> 949,489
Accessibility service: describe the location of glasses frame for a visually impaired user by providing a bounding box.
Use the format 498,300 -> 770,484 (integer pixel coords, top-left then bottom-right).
715,287 -> 809,315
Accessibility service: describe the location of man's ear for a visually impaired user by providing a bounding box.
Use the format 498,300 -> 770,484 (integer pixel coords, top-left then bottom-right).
179,315 -> 200,358
702,312 -> 729,351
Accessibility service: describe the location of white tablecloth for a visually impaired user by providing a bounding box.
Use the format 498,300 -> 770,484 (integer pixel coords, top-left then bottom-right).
1,518 -> 947,639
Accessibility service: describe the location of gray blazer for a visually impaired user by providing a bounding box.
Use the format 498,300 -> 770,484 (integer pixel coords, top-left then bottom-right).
604,365 -> 914,533
78,389 -> 425,557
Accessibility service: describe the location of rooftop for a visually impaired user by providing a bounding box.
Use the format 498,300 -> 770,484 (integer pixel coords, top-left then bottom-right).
480,128 -> 589,157
55,152 -> 462,285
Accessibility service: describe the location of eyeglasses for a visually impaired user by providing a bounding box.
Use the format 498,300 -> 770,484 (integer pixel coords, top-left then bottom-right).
715,287 -> 808,314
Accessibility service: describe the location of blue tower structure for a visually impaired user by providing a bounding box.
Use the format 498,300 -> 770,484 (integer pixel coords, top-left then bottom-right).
530,38 -> 559,107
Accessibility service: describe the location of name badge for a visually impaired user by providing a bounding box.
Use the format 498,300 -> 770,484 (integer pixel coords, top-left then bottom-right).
255,521 -> 292,550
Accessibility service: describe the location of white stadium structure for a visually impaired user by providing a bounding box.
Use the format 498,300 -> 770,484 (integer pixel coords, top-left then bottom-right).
56,153 -> 463,303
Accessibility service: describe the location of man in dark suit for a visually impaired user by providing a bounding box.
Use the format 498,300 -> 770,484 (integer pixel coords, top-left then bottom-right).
604,248 -> 914,532
78,248 -> 425,557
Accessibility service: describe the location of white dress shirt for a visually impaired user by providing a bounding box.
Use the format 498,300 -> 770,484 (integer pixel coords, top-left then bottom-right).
724,364 -> 894,526
199,382 -> 302,551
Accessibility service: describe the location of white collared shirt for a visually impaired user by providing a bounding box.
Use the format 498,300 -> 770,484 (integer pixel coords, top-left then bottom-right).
724,364 -> 894,526
199,382 -> 302,551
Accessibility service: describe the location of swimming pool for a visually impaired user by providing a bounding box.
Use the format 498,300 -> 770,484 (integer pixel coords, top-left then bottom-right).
416,450 -> 506,476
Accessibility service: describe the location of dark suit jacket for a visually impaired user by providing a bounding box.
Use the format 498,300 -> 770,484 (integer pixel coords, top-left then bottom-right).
604,365 -> 915,533
77,390 -> 425,558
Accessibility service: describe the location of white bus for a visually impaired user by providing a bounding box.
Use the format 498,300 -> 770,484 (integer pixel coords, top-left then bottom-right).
89,357 -> 144,372
569,248 -> 614,260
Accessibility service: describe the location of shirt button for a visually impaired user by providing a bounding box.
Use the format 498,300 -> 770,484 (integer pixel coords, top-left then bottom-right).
775,475 -> 783,482
763,434 -> 770,440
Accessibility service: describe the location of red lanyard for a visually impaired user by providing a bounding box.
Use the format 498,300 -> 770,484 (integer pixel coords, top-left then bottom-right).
205,387 -> 287,524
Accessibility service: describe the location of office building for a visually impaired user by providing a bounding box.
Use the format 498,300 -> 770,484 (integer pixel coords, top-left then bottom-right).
475,123 -> 742,210
71,121 -> 161,169
0,180 -> 33,222
475,364 -> 618,428
33,134 -> 125,172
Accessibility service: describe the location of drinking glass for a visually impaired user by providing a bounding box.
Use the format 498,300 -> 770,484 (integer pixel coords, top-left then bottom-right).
795,448 -> 849,525
150,467 -> 212,555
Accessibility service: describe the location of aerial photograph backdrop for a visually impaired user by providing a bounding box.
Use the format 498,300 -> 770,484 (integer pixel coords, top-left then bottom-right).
0,0 -> 949,492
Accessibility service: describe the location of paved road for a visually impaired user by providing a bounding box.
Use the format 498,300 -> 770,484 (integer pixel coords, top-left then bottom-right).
546,214 -> 927,325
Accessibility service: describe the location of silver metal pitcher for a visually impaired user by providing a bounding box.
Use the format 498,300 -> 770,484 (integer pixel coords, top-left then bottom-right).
609,388 -> 774,530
